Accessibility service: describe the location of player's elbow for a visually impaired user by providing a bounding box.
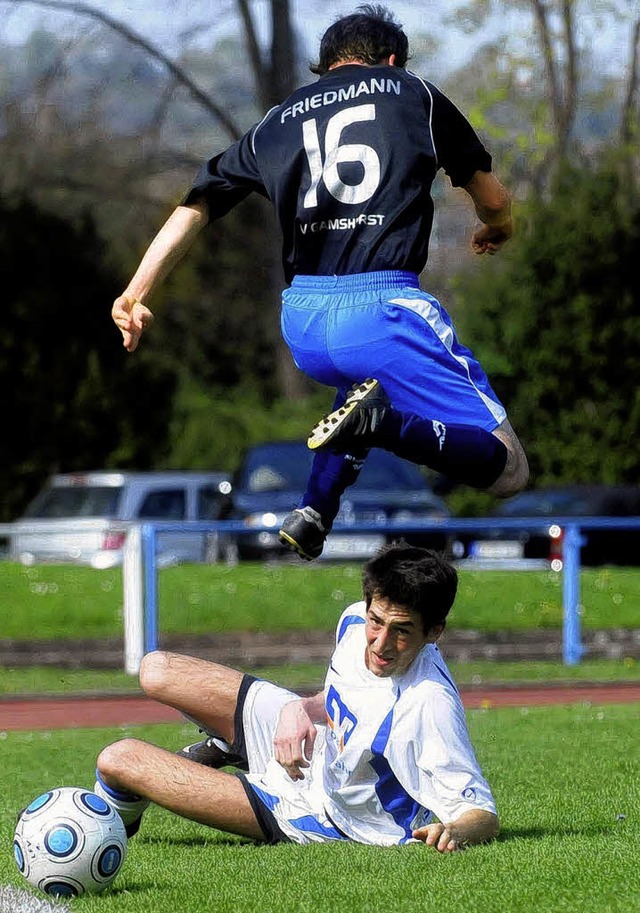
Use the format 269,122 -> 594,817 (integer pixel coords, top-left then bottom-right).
465,171 -> 511,219
455,809 -> 500,848
482,187 -> 510,217
474,810 -> 500,846
485,811 -> 500,841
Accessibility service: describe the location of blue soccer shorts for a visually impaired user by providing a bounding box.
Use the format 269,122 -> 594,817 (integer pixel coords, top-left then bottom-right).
281,271 -> 506,432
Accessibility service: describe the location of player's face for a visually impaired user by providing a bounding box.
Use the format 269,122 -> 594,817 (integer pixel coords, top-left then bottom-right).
364,596 -> 437,677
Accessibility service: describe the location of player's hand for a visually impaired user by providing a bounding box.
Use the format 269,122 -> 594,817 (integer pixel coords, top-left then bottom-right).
412,822 -> 462,853
471,220 -> 513,256
273,700 -> 318,781
112,293 -> 154,352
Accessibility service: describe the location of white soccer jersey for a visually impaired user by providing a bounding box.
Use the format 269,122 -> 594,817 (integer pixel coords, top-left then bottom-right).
320,602 -> 496,844
243,602 -> 496,846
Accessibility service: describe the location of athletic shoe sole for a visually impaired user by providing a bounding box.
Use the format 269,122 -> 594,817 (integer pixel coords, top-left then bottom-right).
178,739 -> 247,770
307,378 -> 380,451
278,528 -> 318,561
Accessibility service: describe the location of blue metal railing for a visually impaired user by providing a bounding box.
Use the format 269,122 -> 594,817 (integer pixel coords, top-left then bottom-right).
139,516 -> 640,666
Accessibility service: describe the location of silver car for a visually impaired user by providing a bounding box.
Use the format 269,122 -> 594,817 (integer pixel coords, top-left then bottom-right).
9,470 -> 232,568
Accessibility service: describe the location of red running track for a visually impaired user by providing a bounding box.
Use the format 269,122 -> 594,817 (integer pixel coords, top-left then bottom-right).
1,683 -> 640,732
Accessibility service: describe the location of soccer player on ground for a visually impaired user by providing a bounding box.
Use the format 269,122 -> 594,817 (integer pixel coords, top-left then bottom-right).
112,5 -> 529,562
94,543 -> 499,851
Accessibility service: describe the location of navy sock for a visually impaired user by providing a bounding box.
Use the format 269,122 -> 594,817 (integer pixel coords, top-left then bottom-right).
301,448 -> 368,526
381,410 -> 508,489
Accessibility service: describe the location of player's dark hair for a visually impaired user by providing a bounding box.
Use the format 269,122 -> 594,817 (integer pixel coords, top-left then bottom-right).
310,5 -> 409,76
362,541 -> 457,633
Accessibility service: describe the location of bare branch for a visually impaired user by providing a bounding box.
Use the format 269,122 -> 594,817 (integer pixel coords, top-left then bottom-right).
2,0 -> 243,140
147,77 -> 179,144
268,0 -> 297,104
558,0 -> 578,154
36,174 -> 168,203
530,0 -> 562,130
621,18 -> 640,144
236,0 -> 270,110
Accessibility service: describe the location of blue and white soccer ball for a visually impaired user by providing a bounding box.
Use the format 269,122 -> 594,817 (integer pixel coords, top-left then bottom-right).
13,786 -> 127,898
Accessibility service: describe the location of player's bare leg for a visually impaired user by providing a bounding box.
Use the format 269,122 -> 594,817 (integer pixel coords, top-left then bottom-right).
487,419 -> 529,497
139,651 -> 243,746
96,739 -> 265,840
94,654 -> 252,836
139,651 -> 251,770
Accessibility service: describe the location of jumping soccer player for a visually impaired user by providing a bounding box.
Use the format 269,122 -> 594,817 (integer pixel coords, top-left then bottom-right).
112,5 -> 529,561
94,542 -> 499,850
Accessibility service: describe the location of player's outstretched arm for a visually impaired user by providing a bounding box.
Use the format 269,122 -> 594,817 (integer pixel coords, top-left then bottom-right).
412,809 -> 499,853
464,170 -> 514,256
273,691 -> 325,781
112,201 -> 209,352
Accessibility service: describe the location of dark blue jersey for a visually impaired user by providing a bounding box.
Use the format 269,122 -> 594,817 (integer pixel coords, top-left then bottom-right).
184,65 -> 492,284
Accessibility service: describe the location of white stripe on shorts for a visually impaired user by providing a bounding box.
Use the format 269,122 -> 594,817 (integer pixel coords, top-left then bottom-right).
389,296 -> 506,425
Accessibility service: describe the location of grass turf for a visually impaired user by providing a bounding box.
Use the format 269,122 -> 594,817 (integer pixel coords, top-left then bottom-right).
1,562 -> 640,640
2,561 -> 638,910
0,705 -> 638,912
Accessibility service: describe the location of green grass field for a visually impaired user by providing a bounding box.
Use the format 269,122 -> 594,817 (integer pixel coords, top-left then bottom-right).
1,705 -> 638,913
1,561 -> 639,911
1,561 -> 639,640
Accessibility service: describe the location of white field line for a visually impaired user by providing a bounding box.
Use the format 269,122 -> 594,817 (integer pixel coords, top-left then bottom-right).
0,884 -> 70,913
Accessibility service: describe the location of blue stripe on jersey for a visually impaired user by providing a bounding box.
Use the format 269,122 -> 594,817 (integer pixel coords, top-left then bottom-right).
370,700 -> 420,843
337,614 -> 365,643
288,815 -> 348,841
431,658 -> 460,696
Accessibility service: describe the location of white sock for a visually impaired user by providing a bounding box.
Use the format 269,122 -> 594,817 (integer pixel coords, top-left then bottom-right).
94,774 -> 150,827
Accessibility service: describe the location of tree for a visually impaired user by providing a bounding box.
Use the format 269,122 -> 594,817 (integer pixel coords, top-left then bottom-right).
1,196 -> 176,520
446,0 -> 640,184
451,159 -> 640,488
2,0 -> 310,398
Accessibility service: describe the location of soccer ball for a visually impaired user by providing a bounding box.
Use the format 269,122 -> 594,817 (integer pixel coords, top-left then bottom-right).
13,786 -> 127,898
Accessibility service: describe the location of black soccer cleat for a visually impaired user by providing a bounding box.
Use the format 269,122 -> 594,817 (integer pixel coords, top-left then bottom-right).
279,506 -> 329,561
307,379 -> 391,452
125,817 -> 143,839
177,736 -> 248,771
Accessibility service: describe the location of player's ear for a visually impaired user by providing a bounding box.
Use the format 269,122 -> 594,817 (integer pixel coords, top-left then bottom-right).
427,622 -> 445,643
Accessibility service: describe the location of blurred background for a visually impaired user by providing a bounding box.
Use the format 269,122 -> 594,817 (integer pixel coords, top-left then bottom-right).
2,0 -> 639,523
2,16 -> 638,900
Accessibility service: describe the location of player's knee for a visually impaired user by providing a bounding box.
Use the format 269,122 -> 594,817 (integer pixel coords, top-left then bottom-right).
138,650 -> 172,698
490,450 -> 529,497
97,739 -> 140,782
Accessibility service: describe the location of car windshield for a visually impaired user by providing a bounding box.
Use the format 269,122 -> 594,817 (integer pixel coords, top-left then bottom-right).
239,444 -> 428,493
23,486 -> 122,519
495,490 -> 605,518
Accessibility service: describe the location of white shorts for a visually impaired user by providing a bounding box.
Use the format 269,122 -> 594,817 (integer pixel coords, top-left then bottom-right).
237,678 -> 348,845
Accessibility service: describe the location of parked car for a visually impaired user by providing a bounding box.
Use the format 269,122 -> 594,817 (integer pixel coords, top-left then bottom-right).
226,440 -> 451,561
10,470 -> 232,569
461,484 -> 640,569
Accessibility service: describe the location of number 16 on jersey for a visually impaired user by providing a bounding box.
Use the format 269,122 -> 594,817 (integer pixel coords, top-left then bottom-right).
302,104 -> 381,207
